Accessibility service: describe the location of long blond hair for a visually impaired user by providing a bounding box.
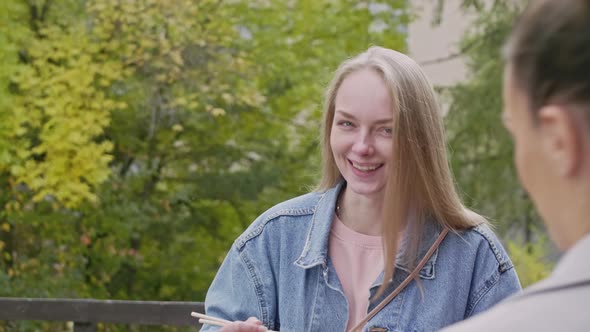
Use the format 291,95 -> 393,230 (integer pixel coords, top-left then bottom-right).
317,46 -> 484,296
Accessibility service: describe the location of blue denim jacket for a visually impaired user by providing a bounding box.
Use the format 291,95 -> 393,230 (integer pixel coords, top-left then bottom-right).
202,183 -> 521,332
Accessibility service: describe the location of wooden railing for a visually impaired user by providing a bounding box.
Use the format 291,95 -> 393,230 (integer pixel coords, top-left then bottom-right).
0,298 -> 204,331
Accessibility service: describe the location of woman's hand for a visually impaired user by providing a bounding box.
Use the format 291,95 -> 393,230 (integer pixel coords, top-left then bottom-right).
219,317 -> 268,332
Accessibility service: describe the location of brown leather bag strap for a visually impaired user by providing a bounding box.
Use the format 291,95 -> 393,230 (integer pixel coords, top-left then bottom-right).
348,227 -> 450,332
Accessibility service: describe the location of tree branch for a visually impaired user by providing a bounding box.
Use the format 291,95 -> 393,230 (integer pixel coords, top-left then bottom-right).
418,34 -> 481,66
419,1 -> 506,67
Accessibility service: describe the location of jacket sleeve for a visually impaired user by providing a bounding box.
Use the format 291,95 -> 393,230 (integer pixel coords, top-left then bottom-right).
464,226 -> 523,318
200,244 -> 266,331
466,264 -> 522,317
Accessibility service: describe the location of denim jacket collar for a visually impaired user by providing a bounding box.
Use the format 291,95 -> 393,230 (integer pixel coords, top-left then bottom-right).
293,182 -> 343,269
293,181 -> 441,280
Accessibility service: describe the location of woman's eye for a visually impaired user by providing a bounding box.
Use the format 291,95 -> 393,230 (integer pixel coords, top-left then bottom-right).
381,127 -> 393,135
338,120 -> 353,127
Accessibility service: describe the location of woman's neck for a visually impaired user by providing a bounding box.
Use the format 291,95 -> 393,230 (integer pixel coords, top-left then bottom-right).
337,188 -> 384,236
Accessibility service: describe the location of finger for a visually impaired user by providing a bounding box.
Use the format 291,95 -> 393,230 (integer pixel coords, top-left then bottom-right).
245,317 -> 263,325
232,321 -> 268,332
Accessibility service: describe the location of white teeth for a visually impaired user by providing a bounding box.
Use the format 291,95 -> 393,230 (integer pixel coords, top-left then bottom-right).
352,162 -> 380,171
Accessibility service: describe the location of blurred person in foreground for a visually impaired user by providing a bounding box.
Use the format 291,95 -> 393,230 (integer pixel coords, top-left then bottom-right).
443,0 -> 590,331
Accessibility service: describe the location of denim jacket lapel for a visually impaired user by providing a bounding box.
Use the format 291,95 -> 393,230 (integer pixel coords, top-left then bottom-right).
293,182 -> 344,269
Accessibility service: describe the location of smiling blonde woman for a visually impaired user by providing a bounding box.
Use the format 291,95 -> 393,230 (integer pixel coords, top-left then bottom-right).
201,46 -> 521,332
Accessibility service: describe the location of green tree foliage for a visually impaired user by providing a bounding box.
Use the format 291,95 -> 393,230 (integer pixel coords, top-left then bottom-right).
441,0 -> 533,233
0,1 -> 408,330
507,230 -> 555,287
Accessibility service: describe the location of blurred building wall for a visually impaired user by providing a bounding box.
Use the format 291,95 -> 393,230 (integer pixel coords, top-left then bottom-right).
408,0 -> 475,87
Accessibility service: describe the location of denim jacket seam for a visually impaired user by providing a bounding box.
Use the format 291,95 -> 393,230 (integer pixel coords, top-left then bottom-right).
238,248 -> 270,327
472,225 -> 514,272
394,290 -> 408,331
307,265 -> 324,332
465,269 -> 500,317
235,207 -> 316,250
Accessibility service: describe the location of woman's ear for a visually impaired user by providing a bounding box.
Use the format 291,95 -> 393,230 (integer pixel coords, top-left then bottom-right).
538,105 -> 584,177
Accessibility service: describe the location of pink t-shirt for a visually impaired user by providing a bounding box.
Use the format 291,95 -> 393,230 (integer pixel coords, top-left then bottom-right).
329,215 -> 384,331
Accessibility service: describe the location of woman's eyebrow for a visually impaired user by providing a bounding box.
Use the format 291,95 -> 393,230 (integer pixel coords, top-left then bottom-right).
335,110 -> 392,124
334,110 -> 356,119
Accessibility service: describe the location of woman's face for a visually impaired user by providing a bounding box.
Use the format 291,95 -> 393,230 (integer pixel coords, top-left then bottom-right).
330,68 -> 394,199
502,66 -> 564,248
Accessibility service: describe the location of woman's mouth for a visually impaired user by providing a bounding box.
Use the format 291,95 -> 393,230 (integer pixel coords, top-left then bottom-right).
349,160 -> 384,172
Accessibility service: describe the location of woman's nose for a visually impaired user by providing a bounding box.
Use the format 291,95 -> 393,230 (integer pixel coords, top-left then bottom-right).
351,131 -> 374,156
